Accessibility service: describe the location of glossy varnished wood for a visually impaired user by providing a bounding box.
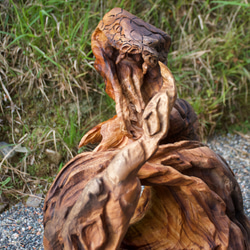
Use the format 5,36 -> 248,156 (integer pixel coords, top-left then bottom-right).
43,8 -> 250,250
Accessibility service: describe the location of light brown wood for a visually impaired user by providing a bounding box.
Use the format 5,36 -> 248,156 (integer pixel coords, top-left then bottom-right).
43,8 -> 250,250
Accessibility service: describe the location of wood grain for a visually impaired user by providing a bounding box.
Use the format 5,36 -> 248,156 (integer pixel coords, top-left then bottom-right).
43,7 -> 250,250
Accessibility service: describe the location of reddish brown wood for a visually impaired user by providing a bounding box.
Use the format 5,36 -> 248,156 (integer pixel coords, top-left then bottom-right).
43,8 -> 250,250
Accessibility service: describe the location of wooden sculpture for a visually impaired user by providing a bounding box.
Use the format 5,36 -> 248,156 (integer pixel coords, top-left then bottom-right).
43,8 -> 250,250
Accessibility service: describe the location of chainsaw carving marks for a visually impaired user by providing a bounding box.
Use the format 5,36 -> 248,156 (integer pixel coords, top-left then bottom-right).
43,8 -> 250,250
91,8 -> 172,142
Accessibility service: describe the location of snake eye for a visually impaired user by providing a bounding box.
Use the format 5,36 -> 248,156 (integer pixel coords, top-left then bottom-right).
114,24 -> 122,32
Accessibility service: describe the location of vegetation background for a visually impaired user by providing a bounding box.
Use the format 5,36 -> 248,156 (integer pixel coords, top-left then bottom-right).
0,0 -> 249,202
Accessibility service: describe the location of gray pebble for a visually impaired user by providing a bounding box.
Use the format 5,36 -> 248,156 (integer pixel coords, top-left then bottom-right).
0,133 -> 249,249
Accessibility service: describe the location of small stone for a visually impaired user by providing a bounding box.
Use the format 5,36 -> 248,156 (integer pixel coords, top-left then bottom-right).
0,141 -> 15,159
26,194 -> 43,208
45,149 -> 62,165
14,145 -> 28,153
13,233 -> 19,238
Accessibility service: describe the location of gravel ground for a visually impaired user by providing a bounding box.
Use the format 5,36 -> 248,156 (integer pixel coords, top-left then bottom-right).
0,133 -> 249,249
0,204 -> 44,249
207,133 -> 250,217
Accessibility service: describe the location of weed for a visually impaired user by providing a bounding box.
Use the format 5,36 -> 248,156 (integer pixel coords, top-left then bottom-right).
0,177 -> 12,195
0,0 -> 249,201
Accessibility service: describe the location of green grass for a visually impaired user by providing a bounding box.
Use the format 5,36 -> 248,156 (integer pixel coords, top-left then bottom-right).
0,0 -> 249,200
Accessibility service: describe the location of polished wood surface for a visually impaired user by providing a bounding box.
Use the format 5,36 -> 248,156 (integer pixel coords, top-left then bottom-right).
43,8 -> 250,250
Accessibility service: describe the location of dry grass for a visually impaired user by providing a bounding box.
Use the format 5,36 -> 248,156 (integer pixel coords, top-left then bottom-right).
0,0 -> 249,201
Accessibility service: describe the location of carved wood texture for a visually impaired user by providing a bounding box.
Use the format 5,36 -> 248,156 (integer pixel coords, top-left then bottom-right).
43,8 -> 250,250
